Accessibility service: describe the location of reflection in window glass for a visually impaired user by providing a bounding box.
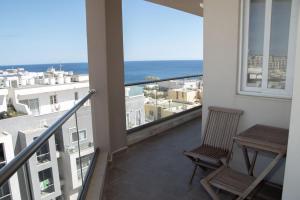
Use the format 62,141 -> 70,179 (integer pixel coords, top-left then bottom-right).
268,0 -> 292,89
247,0 -> 266,87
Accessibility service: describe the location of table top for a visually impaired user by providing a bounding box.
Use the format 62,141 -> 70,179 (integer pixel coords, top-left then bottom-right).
234,124 -> 289,154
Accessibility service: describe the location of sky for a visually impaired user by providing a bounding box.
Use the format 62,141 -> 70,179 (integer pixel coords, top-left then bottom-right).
0,0 -> 203,65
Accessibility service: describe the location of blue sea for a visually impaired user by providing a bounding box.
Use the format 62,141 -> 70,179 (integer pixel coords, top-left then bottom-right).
0,60 -> 203,84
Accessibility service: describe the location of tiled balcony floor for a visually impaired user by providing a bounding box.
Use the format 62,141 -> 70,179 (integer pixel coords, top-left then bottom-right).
103,117 -> 234,200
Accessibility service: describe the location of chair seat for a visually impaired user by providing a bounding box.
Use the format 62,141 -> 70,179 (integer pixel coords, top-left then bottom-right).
184,145 -> 228,166
209,167 -> 256,195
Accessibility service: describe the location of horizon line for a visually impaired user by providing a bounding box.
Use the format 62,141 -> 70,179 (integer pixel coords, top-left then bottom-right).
0,59 -> 203,67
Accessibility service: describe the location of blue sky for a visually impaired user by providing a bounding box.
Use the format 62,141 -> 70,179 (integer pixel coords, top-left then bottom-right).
0,0 -> 203,65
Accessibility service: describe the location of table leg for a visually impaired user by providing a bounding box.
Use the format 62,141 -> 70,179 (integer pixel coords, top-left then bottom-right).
248,151 -> 258,176
236,153 -> 285,200
242,147 -> 251,172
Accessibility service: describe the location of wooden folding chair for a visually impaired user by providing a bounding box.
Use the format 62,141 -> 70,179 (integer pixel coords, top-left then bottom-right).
184,106 -> 243,183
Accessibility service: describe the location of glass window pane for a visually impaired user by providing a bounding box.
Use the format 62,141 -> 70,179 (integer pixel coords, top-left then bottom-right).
247,0 -> 266,88
268,0 -> 292,89
72,132 -> 78,142
39,168 -> 55,196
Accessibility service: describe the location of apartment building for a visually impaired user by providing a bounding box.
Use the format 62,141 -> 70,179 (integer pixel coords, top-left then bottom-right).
55,107 -> 94,200
0,132 -> 21,200
0,89 -> 8,114
0,68 -> 89,117
0,106 -> 93,200
167,88 -> 201,103
19,129 -> 61,200
10,81 -> 89,116
125,86 -> 146,129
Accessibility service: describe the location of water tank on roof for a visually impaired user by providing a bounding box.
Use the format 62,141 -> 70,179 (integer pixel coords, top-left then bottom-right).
49,78 -> 56,85
28,78 -> 35,85
20,77 -> 27,86
43,78 -> 49,85
4,79 -> 10,87
64,76 -> 71,84
57,77 -> 64,84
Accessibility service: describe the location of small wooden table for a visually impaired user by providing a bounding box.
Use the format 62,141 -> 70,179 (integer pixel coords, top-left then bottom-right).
201,124 -> 289,200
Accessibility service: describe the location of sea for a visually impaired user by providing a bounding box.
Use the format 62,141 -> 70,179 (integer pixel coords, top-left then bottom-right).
0,60 -> 203,84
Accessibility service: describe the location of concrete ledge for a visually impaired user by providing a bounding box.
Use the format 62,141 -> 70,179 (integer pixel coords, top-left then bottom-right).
127,108 -> 202,145
85,151 -> 108,200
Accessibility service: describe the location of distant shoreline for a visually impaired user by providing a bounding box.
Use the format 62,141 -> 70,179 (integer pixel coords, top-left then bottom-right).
0,60 -> 203,68
0,60 -> 203,83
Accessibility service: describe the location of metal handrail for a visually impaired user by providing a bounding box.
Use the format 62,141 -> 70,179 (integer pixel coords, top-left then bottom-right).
125,74 -> 203,87
0,89 -> 96,186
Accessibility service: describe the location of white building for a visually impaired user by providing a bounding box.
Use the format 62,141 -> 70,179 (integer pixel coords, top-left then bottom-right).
0,68 -> 90,116
0,132 -> 21,200
0,106 -> 94,200
9,81 -> 89,116
125,86 -> 146,129
0,89 -> 8,113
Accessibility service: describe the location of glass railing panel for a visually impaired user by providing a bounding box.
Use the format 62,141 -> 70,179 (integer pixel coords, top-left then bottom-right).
0,92 -> 95,200
0,153 -> 37,200
125,75 -> 203,131
73,105 -> 94,184
125,84 -> 149,129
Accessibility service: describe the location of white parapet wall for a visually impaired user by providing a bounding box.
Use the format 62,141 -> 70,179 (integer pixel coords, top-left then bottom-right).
0,89 -> 8,113
9,82 -> 89,116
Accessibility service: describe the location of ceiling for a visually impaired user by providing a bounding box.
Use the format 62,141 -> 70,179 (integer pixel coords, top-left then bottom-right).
146,0 -> 203,17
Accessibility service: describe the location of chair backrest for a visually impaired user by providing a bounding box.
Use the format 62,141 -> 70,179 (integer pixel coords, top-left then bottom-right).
202,106 -> 243,151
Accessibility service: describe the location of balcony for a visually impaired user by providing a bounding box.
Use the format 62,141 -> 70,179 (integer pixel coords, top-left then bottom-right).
103,117 -> 282,200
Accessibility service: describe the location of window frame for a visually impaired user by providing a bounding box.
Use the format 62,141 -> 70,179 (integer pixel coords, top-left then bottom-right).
238,0 -> 298,98
74,92 -> 79,101
50,95 -> 57,105
69,128 -> 88,144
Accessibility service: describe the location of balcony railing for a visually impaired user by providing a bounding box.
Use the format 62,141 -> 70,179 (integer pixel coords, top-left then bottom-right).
125,74 -> 203,133
0,90 -> 98,200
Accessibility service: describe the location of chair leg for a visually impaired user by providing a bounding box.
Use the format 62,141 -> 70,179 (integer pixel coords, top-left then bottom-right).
189,164 -> 198,184
201,179 -> 220,200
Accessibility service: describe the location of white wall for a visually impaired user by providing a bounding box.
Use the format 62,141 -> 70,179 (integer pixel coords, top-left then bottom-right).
282,5 -> 300,199
85,0 -> 127,199
0,95 -> 7,113
203,0 -> 292,184
0,89 -> 8,112
14,87 -> 89,115
0,133 -> 21,200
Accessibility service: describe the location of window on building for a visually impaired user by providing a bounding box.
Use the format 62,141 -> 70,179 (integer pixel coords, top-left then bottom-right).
76,154 -> 93,180
74,92 -> 79,101
19,99 -> 40,115
0,144 -> 10,199
35,138 -> 51,164
126,113 -> 130,128
181,92 -> 184,98
71,130 -> 87,143
0,144 -> 5,167
176,91 -> 179,99
50,95 -> 57,105
239,0 -> 298,97
39,168 -> 55,196
0,182 -> 11,199
136,110 -> 141,126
